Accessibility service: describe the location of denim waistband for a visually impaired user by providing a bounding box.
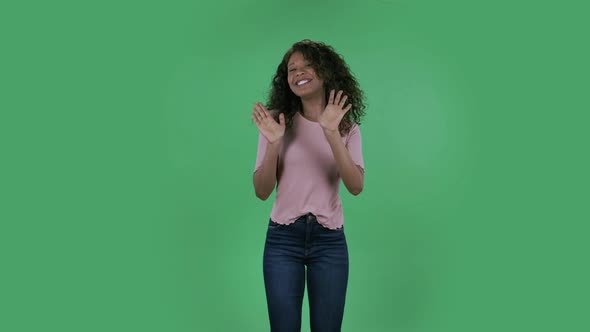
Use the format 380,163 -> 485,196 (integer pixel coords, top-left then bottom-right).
270,212 -> 316,224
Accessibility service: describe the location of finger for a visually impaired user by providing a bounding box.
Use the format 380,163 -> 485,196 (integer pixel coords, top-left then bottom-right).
253,106 -> 264,121
335,90 -> 343,105
253,103 -> 260,117
328,89 -> 335,104
339,95 -> 348,108
343,103 -> 352,113
255,103 -> 267,118
262,106 -> 272,118
258,102 -> 270,117
279,113 -> 285,126
252,113 -> 261,125
252,112 -> 260,125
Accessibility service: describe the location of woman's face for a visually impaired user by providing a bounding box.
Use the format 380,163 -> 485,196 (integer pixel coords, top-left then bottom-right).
286,51 -> 324,98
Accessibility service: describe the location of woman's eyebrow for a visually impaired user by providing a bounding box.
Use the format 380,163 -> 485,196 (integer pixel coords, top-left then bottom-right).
288,61 -> 309,68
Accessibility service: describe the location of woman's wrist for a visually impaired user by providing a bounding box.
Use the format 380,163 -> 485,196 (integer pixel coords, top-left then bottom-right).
322,127 -> 340,139
269,136 -> 283,145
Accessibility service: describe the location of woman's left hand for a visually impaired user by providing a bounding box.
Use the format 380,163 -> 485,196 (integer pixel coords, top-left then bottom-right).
319,89 -> 352,133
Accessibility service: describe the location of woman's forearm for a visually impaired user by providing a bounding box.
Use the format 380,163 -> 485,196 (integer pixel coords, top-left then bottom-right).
323,129 -> 364,195
253,140 -> 282,200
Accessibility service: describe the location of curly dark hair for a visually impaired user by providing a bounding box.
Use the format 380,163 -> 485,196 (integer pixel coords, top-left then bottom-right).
266,39 -> 366,136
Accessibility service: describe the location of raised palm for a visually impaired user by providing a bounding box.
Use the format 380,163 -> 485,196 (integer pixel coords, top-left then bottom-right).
252,102 -> 285,143
319,89 -> 352,132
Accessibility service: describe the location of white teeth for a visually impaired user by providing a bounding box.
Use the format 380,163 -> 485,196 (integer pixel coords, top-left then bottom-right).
297,79 -> 310,86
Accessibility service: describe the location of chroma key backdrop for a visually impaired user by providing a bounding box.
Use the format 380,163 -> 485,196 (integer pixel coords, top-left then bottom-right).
1,0 -> 588,331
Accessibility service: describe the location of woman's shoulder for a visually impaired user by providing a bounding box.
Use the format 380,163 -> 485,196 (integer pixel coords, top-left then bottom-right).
348,121 -> 361,133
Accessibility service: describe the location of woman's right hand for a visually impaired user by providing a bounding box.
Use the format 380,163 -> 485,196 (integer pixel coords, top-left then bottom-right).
252,102 -> 285,144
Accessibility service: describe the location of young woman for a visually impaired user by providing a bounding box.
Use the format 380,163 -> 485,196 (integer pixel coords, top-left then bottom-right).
252,39 -> 366,332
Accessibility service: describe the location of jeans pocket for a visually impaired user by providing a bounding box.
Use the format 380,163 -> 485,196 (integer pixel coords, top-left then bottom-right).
268,219 -> 281,230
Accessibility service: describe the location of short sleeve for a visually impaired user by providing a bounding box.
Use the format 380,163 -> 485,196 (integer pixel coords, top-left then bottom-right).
254,132 -> 268,173
346,123 -> 365,172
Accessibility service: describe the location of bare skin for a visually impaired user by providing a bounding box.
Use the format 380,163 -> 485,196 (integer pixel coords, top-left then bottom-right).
320,89 -> 364,195
251,102 -> 284,200
252,51 -> 364,199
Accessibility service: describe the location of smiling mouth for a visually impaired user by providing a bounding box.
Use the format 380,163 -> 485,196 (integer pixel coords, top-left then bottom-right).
296,79 -> 311,86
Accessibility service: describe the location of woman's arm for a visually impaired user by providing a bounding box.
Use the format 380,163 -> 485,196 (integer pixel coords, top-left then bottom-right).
252,104 -> 285,200
317,90 -> 365,195
253,139 -> 282,200
323,129 -> 364,195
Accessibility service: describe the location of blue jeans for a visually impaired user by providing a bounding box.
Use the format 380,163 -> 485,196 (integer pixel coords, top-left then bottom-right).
263,212 -> 349,332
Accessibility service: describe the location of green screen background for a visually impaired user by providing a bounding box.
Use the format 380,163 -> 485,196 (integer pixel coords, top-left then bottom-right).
2,0 -> 588,331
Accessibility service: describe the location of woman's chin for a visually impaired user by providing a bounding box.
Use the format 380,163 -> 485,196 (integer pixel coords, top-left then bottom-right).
292,89 -> 322,99
291,90 -> 306,98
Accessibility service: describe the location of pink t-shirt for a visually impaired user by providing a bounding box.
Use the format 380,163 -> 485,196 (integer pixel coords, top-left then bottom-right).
254,111 -> 365,230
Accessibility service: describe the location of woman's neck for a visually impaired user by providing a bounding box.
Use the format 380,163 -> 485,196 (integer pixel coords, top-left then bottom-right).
300,93 -> 326,122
